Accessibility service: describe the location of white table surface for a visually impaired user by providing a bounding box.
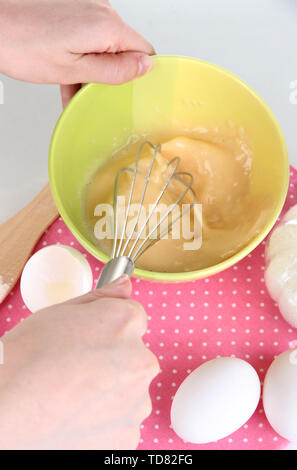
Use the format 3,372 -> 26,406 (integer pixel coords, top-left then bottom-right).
0,0 -> 296,450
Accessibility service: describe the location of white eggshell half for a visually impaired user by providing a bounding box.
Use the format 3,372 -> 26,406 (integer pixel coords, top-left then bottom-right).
263,350 -> 297,442
21,245 -> 93,312
171,357 -> 261,444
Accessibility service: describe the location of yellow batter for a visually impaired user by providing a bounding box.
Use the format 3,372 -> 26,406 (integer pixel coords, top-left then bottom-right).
85,133 -> 269,272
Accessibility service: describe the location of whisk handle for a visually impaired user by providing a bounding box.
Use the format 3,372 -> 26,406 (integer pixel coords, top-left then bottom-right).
96,256 -> 134,288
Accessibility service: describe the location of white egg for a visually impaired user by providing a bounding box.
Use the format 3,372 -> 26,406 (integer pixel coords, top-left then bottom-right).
21,245 -> 93,312
263,349 -> 297,442
171,357 -> 261,444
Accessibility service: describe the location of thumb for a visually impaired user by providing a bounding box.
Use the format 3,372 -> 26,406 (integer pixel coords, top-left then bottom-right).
68,51 -> 154,86
95,274 -> 132,299
68,274 -> 132,304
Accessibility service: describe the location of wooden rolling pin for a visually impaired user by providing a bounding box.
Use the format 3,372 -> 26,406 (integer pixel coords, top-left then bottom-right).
0,184 -> 59,303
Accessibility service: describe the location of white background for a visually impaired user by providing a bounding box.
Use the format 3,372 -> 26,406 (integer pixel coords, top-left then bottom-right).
0,0 -> 296,224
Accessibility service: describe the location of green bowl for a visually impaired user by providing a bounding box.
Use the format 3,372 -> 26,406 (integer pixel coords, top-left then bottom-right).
48,55 -> 289,282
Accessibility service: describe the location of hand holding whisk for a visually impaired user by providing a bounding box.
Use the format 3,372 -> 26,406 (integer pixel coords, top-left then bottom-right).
97,141 -> 197,287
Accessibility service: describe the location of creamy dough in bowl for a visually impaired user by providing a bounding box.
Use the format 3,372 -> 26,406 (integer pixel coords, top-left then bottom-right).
84,131 -> 270,273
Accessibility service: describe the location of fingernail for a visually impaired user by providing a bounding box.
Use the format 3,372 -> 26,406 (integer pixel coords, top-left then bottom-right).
137,55 -> 154,77
111,274 -> 129,286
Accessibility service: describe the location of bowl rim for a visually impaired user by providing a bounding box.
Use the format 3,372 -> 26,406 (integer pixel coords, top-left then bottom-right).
48,54 -> 289,282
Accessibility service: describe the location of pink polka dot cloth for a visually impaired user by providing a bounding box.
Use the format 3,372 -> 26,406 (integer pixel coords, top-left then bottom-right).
1,168 -> 297,450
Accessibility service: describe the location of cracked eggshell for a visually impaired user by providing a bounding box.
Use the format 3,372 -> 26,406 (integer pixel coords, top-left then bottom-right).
266,224 -> 297,264
265,204 -> 297,328
20,245 -> 93,312
265,250 -> 297,302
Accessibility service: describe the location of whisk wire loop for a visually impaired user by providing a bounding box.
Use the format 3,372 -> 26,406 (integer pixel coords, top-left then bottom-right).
120,142 -> 161,257
126,156 -> 181,259
97,141 -> 197,288
111,141 -> 197,263
131,171 -> 197,262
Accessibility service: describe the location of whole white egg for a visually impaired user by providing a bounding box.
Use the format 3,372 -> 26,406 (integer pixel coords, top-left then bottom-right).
263,349 -> 297,442
171,357 -> 261,444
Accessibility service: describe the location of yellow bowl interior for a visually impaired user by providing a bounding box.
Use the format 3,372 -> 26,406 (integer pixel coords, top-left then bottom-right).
48,55 -> 289,282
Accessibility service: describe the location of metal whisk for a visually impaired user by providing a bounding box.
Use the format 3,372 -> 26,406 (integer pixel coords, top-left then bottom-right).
97,141 -> 197,287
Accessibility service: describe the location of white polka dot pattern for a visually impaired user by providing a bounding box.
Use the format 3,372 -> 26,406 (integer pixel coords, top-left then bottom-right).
0,169 -> 296,450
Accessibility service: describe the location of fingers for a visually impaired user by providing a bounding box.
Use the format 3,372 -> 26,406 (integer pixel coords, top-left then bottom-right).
67,275 -> 132,304
122,300 -> 148,337
58,6 -> 155,97
112,11 -> 155,56
60,84 -> 81,107
85,5 -> 155,56
92,296 -> 148,337
64,51 -> 154,86
94,275 -> 133,299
